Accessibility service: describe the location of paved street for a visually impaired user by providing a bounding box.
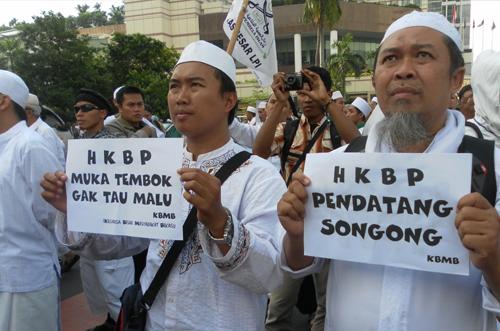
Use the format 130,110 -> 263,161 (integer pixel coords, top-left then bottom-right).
60,261 -> 309,331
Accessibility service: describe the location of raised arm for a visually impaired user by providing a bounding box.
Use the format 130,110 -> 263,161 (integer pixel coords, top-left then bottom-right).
253,73 -> 289,158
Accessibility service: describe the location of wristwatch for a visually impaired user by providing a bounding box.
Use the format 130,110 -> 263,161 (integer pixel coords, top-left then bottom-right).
208,208 -> 234,246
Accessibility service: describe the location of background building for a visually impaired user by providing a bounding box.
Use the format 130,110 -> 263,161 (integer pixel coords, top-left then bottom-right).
124,0 -> 414,99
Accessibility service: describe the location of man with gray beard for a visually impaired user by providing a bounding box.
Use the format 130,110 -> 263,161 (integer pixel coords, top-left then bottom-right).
277,11 -> 500,331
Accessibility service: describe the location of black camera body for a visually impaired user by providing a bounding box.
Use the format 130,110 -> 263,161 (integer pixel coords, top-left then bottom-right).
284,73 -> 303,91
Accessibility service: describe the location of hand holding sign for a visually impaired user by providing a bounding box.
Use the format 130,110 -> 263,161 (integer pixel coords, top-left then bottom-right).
178,168 -> 228,238
41,171 -> 68,213
456,192 -> 500,272
278,173 -> 310,238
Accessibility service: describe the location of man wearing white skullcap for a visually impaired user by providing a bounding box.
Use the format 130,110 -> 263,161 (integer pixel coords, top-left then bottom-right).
246,105 -> 257,122
0,70 -> 63,330
25,93 -> 66,166
41,40 -> 286,330
279,11 -> 500,331
331,90 -> 345,108
345,97 -> 371,129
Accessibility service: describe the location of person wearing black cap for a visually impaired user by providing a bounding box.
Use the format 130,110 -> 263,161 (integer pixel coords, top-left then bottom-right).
71,89 -> 135,331
74,88 -> 120,139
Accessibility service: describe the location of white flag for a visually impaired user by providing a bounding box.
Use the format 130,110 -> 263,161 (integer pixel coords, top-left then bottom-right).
223,0 -> 277,87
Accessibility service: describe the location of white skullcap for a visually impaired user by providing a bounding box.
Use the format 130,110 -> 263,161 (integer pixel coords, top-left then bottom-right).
176,40 -> 236,85
352,97 -> 371,118
26,93 -> 42,115
331,90 -> 343,100
371,96 -> 378,104
113,86 -> 124,100
246,106 -> 257,114
0,70 -> 29,108
382,11 -> 462,51
257,101 -> 267,109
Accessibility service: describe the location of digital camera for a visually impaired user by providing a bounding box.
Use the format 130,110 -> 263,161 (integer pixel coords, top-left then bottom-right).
284,73 -> 303,91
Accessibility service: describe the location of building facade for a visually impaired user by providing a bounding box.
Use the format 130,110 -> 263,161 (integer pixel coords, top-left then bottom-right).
124,0 -> 412,99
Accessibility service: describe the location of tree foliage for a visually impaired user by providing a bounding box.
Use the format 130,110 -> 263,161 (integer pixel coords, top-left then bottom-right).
13,12 -> 107,120
67,3 -> 125,28
327,33 -> 367,95
303,0 -> 342,67
0,12 -> 178,122
106,33 -> 179,118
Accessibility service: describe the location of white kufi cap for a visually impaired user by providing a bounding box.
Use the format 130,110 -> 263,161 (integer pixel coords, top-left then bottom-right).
0,70 -> 29,108
246,106 -> 256,114
382,11 -> 462,50
26,93 -> 41,113
176,40 -> 236,85
352,97 -> 371,117
257,101 -> 267,109
113,86 -> 125,100
331,90 -> 343,100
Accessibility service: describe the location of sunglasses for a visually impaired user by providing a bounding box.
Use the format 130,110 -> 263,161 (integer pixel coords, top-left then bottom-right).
74,104 -> 98,113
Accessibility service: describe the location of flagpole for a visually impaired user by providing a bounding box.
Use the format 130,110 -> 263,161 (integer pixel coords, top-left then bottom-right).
227,0 -> 250,55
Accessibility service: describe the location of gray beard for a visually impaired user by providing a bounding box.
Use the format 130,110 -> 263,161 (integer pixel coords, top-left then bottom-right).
378,112 -> 432,151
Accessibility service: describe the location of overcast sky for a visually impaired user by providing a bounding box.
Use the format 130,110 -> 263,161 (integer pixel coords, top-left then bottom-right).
0,0 -> 123,26
1,0 -> 497,58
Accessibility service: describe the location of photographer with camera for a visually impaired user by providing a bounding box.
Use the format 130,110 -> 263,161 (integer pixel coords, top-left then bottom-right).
253,66 -> 359,331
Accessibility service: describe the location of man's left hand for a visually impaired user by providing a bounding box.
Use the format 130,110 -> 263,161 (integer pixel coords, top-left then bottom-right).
178,168 -> 227,237
455,192 -> 500,272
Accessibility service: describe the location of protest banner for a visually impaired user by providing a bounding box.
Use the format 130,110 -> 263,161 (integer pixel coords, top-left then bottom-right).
303,152 -> 472,275
224,0 -> 277,86
66,138 -> 184,240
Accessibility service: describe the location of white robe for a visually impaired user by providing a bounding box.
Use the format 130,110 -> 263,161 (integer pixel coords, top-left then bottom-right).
56,139 -> 286,330
282,110 -> 500,331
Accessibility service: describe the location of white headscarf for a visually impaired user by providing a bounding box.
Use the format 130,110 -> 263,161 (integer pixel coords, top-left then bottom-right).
471,50 -> 500,143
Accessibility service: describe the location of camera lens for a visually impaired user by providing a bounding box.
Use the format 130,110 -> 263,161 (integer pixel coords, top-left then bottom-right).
287,76 -> 296,83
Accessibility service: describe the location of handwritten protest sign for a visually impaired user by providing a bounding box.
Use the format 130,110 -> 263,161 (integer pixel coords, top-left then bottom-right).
66,138 -> 184,240
303,153 -> 472,275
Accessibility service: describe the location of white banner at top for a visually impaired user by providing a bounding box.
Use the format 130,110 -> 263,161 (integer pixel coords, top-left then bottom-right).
223,0 -> 278,87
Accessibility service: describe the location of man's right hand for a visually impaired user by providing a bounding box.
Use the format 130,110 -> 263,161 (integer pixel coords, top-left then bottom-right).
271,72 -> 290,104
41,171 -> 68,213
278,172 -> 310,238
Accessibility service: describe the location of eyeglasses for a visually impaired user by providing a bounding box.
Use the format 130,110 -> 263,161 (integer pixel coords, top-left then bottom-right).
74,104 -> 98,113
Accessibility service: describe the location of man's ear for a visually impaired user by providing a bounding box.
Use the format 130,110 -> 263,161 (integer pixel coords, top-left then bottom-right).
224,92 -> 238,114
450,66 -> 465,95
99,109 -> 107,121
0,94 -> 11,112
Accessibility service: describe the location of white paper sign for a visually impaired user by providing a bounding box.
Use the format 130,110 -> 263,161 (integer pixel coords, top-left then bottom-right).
304,153 -> 472,275
223,0 -> 277,87
66,138 -> 184,240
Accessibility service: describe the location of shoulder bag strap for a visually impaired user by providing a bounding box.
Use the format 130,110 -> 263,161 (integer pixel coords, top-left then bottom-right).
285,119 -> 329,186
142,151 -> 252,308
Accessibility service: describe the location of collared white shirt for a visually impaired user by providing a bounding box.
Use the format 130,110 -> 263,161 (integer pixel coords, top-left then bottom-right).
30,117 -> 66,166
282,110 -> 500,331
58,139 -> 286,330
0,122 -> 63,292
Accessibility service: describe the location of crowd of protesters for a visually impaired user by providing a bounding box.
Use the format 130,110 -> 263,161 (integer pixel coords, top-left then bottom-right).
0,10 -> 499,331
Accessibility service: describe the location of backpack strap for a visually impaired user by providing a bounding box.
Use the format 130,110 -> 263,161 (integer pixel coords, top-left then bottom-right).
328,120 -> 342,149
281,118 -> 300,175
285,119 -> 330,186
458,135 -> 496,206
465,121 -> 484,139
345,135 -> 368,153
141,151 -> 252,309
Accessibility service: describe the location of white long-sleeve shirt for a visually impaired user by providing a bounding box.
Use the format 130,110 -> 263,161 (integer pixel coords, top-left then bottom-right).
57,139 -> 286,330
30,117 -> 66,166
282,110 -> 500,331
0,122 -> 63,292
